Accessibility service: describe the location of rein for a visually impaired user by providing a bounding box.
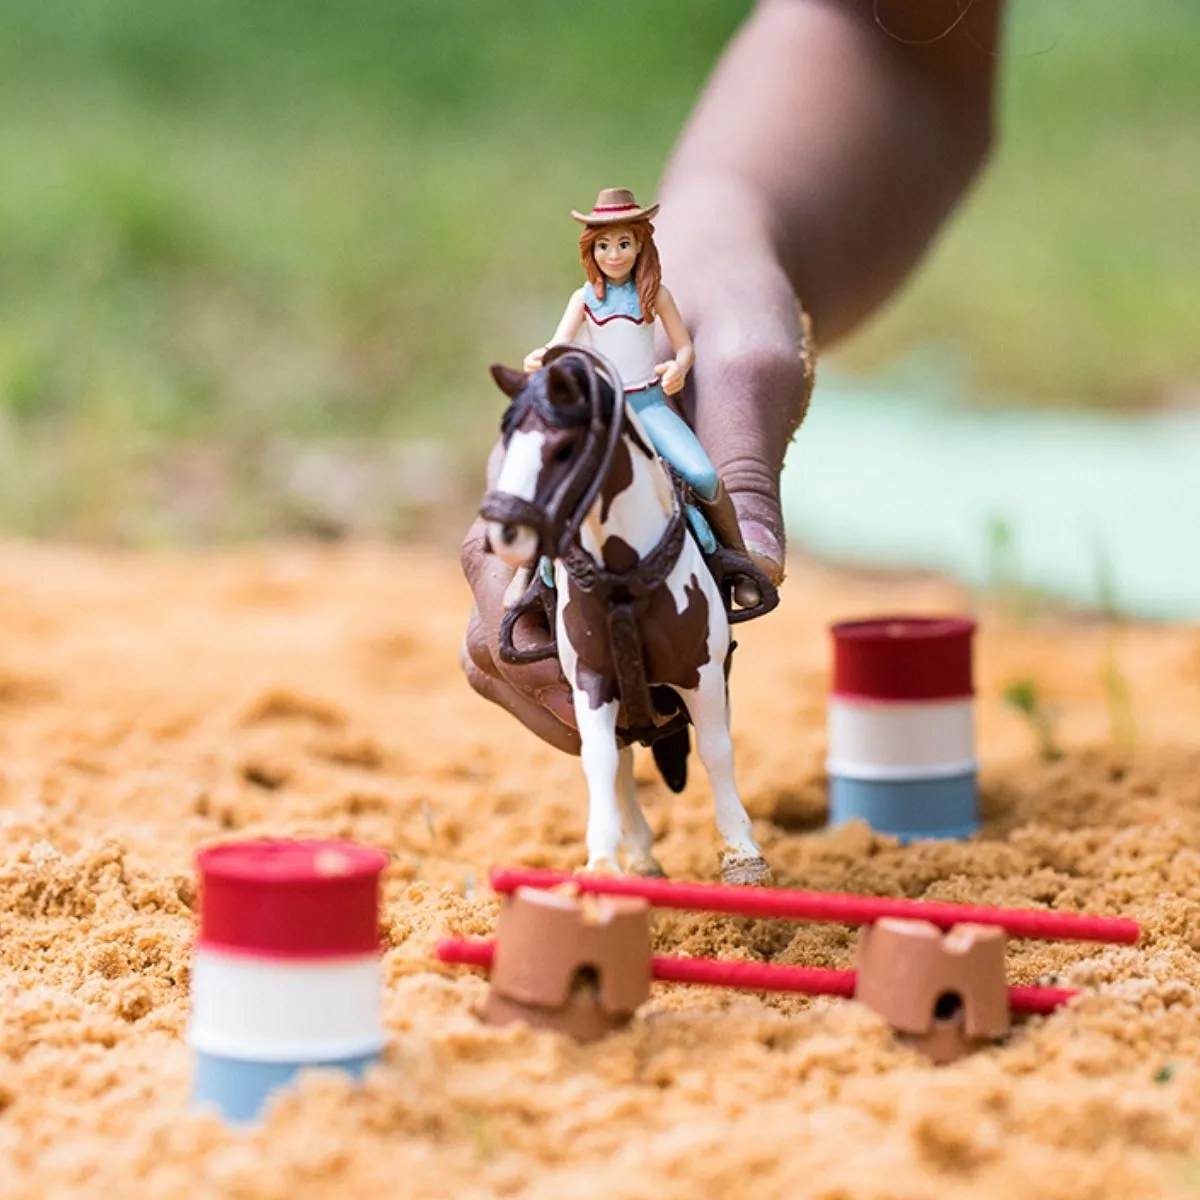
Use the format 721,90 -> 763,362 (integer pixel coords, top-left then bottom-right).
484,347 -> 775,745
479,345 -> 625,563
559,472 -> 692,738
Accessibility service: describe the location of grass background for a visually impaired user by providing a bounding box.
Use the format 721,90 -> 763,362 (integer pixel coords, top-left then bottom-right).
0,0 -> 1195,542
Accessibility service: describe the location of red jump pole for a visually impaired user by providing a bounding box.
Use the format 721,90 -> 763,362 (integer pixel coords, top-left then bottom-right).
435,938 -> 1077,1017
490,867 -> 1140,946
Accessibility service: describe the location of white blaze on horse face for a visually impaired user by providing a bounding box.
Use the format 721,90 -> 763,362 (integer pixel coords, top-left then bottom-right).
488,428 -> 546,568
496,429 -> 546,502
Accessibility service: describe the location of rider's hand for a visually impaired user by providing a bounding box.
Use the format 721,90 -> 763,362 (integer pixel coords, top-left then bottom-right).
522,346 -> 548,373
460,445 -> 581,754
654,359 -> 689,397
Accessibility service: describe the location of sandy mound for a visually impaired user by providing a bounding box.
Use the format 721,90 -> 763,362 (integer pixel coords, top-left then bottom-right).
1,541 -> 1198,1198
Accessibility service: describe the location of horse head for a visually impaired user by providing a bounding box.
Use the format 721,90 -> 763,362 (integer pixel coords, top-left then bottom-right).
481,347 -> 624,568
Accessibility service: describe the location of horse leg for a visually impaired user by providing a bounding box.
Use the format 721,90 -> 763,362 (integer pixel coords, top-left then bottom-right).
553,569 -> 625,874
616,746 -> 665,877
572,694 -> 625,874
673,660 -> 773,887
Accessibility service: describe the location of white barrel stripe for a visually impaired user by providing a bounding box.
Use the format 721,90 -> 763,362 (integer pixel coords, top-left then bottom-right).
188,952 -> 384,1062
190,1030 -> 386,1064
827,697 -> 974,777
825,759 -> 977,783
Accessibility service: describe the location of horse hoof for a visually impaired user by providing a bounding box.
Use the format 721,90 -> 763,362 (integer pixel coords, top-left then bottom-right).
629,857 -> 667,879
721,853 -> 773,887
582,857 -> 622,877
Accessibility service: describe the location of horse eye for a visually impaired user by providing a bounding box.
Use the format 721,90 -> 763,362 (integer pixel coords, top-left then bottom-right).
553,444 -> 573,463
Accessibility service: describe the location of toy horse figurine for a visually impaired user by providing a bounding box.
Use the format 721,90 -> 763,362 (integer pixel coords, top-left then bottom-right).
480,346 -> 778,886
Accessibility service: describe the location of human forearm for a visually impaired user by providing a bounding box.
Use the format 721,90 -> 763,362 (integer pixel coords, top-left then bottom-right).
658,0 -> 1003,345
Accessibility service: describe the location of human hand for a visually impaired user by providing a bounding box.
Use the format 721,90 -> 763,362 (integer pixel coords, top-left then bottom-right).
459,444 -> 581,754
653,182 -> 815,586
654,359 -> 688,397
646,0 -> 1004,585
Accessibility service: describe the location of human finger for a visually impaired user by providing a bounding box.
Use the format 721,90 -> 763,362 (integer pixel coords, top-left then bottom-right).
658,263 -> 812,583
460,634 -> 581,755
460,522 -> 579,746
460,523 -> 565,691
653,189 -> 815,584
690,270 -> 813,583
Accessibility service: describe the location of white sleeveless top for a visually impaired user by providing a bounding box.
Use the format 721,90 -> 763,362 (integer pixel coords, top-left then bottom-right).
574,279 -> 656,391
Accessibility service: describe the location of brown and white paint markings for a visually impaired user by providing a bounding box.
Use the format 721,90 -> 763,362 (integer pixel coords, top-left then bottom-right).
489,400 -> 762,876
487,377 -> 763,876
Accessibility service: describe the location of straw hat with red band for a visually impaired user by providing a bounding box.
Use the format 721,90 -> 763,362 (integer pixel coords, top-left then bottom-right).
571,187 -> 660,226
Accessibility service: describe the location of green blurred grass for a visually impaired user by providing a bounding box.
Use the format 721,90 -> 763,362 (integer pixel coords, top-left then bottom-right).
0,0 -> 1195,540
848,0 -> 1199,406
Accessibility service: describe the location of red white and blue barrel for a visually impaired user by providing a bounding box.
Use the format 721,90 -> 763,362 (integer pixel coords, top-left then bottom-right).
189,839 -> 389,1124
828,616 -> 978,841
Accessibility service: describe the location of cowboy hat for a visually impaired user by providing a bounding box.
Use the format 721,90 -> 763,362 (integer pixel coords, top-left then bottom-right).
570,187 -> 660,225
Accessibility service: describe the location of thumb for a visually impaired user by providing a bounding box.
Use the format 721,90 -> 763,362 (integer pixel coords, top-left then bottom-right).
686,276 -> 815,584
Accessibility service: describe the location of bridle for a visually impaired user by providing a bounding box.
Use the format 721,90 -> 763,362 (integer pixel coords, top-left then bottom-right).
481,346 -> 691,742
479,345 -> 628,563
479,345 -> 778,745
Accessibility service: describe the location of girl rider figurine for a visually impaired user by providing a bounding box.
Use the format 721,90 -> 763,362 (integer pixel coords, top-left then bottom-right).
524,187 -> 759,605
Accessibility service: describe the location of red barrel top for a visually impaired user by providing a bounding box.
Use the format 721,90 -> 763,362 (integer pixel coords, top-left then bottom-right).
196,839 -> 388,959
831,615 -> 976,702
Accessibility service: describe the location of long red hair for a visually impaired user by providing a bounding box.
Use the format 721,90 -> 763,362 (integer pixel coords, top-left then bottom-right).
578,219 -> 662,321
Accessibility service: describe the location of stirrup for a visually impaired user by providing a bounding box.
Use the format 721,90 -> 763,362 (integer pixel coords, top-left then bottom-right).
498,574 -> 558,665
707,547 -> 780,624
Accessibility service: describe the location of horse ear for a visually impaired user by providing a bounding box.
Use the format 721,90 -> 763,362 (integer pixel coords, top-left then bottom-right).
544,364 -> 581,409
490,364 -> 527,400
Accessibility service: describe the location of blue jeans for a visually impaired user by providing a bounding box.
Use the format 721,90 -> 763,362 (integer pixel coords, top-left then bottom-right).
626,384 -> 719,501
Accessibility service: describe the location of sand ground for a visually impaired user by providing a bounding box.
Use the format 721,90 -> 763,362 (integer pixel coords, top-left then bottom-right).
1,540 -> 1198,1199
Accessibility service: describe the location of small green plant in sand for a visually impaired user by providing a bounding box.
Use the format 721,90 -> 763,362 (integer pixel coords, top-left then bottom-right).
1002,678 -> 1064,763
1100,644 -> 1137,748
1093,539 -> 1138,747
983,516 -> 1046,622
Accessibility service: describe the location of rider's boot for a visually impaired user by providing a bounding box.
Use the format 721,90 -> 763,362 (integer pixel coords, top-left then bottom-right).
698,484 -> 764,610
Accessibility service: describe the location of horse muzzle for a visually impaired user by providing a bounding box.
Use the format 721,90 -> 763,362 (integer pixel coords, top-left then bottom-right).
485,520 -> 540,568
480,490 -> 549,568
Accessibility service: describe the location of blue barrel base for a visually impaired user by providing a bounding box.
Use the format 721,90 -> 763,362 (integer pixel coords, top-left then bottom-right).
828,771 -> 978,842
193,1050 -> 378,1125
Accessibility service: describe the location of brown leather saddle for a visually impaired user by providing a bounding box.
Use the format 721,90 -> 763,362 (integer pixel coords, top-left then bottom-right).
482,346 -> 779,786
498,470 -> 777,742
